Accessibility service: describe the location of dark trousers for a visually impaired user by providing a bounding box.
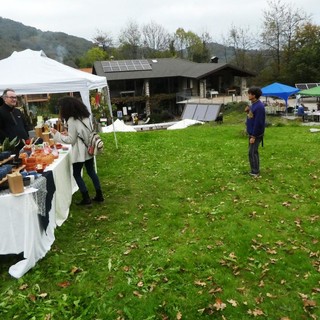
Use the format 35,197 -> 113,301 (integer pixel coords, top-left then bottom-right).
248,136 -> 262,174
72,158 -> 101,193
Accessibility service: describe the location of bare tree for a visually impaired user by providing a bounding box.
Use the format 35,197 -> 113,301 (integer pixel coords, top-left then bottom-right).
93,29 -> 113,51
118,20 -> 142,59
228,25 -> 255,69
142,21 -> 171,51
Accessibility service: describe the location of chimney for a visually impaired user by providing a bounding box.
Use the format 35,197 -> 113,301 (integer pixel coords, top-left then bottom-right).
210,56 -> 219,63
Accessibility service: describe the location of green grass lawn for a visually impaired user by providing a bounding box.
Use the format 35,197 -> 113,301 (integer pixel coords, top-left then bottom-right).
0,112 -> 319,319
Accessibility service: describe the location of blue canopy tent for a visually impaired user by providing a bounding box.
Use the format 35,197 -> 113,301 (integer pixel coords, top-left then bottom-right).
261,82 -> 300,108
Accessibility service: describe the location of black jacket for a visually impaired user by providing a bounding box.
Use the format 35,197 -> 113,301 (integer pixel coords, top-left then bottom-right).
0,104 -> 29,144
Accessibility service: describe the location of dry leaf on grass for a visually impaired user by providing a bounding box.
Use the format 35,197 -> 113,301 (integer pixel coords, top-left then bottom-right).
133,291 -> 142,298
247,308 -> 264,316
227,299 -> 238,307
70,266 -> 82,275
213,298 -> 227,311
57,281 -> 71,288
194,280 -> 207,287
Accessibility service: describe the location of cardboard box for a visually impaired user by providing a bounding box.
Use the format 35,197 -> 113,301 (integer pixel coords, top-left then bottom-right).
7,172 -> 24,194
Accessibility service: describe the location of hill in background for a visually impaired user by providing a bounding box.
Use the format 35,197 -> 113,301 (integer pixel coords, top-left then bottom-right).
0,17 -> 94,67
0,17 -> 235,67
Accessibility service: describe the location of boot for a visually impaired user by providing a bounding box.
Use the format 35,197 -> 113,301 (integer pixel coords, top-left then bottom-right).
92,189 -> 104,202
77,191 -> 92,205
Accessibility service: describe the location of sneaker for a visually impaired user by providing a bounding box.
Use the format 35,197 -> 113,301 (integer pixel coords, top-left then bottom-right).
249,172 -> 260,178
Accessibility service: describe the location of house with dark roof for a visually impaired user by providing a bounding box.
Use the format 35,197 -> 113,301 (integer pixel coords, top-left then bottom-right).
93,58 -> 255,118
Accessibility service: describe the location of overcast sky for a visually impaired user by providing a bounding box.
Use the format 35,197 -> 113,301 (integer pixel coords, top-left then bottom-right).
2,0 -> 320,44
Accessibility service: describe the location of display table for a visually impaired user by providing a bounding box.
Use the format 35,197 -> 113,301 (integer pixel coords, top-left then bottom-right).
0,147 -> 77,278
305,111 -> 320,122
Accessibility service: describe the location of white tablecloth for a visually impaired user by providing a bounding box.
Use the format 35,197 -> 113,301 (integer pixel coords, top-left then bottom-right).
0,146 -> 77,278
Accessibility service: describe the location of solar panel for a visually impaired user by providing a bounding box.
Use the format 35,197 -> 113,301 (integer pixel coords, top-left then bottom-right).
182,104 -> 197,119
296,83 -> 320,90
182,104 -> 221,121
102,60 -> 152,73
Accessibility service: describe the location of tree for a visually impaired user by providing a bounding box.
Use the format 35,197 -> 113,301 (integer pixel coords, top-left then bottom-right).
140,21 -> 174,58
227,25 -> 255,70
92,29 -> 113,52
118,20 -> 142,59
260,0 -> 310,79
173,28 -> 209,62
284,23 -> 320,83
193,31 -> 212,63
142,21 -> 171,51
78,47 -> 108,68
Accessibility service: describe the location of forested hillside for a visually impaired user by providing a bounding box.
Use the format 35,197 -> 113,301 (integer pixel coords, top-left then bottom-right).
0,17 -> 94,67
0,17 -> 236,67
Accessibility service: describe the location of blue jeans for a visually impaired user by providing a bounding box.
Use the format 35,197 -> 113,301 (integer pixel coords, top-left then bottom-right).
72,158 -> 101,193
248,136 -> 262,174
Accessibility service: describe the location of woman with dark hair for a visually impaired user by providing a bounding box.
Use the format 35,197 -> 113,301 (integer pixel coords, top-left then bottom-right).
50,96 -> 104,205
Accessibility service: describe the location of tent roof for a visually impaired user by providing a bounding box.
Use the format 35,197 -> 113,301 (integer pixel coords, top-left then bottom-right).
299,86 -> 320,96
0,49 -> 107,95
261,82 -> 299,104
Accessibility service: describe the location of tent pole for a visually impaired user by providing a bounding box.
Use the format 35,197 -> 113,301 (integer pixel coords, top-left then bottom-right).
103,85 -> 118,149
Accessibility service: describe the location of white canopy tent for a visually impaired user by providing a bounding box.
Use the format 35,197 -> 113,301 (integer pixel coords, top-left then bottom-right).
0,49 -> 118,147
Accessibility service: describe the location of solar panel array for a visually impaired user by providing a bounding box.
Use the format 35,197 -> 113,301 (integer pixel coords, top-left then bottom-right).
295,83 -> 320,90
102,60 -> 152,73
182,103 -> 221,121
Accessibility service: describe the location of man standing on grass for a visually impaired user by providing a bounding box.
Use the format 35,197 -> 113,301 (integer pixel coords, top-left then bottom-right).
245,86 -> 265,177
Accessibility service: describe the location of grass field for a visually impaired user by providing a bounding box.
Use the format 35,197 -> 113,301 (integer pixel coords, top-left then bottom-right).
0,110 -> 319,319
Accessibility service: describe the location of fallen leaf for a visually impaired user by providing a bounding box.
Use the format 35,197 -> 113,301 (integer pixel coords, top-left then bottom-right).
227,299 -> 238,307
303,299 -> 317,308
229,252 -> 237,259
57,281 -> 71,288
266,248 -> 277,255
133,291 -> 142,298
194,280 -> 206,287
96,215 -> 108,220
28,294 -> 36,302
176,311 -> 182,319
298,292 -> 308,300
213,298 -> 227,311
19,283 -> 28,290
208,287 -> 223,294
70,266 -> 82,275
237,287 -> 246,293
247,308 -> 264,316
137,281 -> 144,287
282,201 -> 291,207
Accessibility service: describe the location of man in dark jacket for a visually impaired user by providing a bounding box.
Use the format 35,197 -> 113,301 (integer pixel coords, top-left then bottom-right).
246,86 -> 265,177
0,88 -> 29,155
